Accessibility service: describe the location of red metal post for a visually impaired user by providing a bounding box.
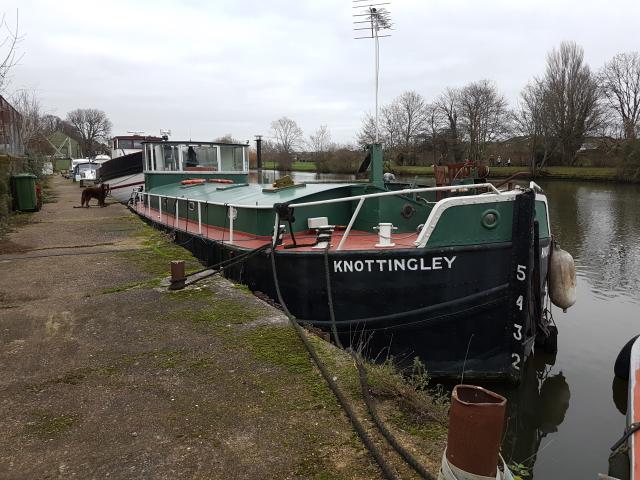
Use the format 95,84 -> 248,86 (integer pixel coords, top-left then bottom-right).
170,260 -> 186,290
445,384 -> 507,477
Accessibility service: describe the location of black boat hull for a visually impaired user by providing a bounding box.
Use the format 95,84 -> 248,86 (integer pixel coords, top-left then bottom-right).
164,231 -> 550,382
139,190 -> 550,381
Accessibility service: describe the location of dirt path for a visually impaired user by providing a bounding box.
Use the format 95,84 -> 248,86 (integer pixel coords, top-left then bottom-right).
0,177 -> 446,479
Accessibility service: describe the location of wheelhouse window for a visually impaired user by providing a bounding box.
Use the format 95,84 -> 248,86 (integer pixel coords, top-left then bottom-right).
117,139 -> 134,149
220,145 -> 245,171
153,144 -> 180,171
182,145 -> 218,171
144,142 -> 248,172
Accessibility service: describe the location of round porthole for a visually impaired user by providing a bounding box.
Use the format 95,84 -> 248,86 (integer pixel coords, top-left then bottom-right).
481,209 -> 500,229
188,201 -> 195,211
401,204 -> 416,219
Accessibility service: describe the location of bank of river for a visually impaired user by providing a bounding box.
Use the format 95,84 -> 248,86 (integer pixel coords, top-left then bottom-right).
260,162 -> 625,182
266,170 -> 640,479
0,176 -> 448,479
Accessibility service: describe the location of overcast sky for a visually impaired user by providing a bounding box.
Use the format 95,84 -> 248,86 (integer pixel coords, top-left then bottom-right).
4,0 -> 640,145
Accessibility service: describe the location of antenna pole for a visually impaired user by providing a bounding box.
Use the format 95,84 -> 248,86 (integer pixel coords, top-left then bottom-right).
353,2 -> 392,145
374,23 -> 379,142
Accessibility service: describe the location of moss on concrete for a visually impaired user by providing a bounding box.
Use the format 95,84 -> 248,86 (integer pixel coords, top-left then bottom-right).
123,223 -> 202,276
101,278 -> 162,294
26,412 -> 77,437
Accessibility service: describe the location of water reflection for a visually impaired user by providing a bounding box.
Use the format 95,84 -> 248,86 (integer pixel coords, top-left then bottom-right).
542,181 -> 640,301
496,353 -> 571,472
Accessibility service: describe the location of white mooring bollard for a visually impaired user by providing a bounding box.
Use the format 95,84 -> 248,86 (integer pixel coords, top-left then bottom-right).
374,222 -> 397,248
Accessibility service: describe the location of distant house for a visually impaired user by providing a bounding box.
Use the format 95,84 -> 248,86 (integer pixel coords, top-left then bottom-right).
578,142 -> 597,152
0,94 -> 23,156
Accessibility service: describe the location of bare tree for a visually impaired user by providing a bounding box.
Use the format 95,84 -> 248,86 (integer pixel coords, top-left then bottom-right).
394,91 -> 428,147
540,41 -> 601,165
270,117 -> 303,155
424,103 -> 446,164
379,103 -> 403,151
434,88 -> 463,162
11,89 -> 43,153
41,114 -> 78,140
514,80 -> 555,172
0,10 -> 22,93
357,103 -> 405,151
599,52 -> 640,140
458,80 -> 510,162
67,108 -> 112,158
308,125 -> 332,155
357,113 -> 377,147
308,125 -> 335,171
270,116 -> 303,170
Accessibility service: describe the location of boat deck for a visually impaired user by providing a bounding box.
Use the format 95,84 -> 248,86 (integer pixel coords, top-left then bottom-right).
134,204 -> 420,251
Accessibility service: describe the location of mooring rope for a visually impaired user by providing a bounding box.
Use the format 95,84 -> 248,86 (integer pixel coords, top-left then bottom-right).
322,246 -> 437,480
270,246 -> 400,480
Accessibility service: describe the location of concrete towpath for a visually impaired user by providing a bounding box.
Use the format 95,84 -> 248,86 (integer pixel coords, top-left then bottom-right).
0,176 -> 446,479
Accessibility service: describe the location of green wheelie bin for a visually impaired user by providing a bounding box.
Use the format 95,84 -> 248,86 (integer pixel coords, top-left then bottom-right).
10,173 -> 39,212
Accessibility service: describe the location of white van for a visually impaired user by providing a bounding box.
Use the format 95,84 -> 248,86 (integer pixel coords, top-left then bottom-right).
74,161 -> 98,185
70,158 -> 90,181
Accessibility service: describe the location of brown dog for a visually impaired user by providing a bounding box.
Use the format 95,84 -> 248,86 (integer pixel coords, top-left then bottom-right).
81,183 -> 110,207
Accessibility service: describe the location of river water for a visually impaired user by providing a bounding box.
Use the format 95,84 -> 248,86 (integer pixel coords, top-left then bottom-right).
256,170 -> 640,478
505,180 -> 640,479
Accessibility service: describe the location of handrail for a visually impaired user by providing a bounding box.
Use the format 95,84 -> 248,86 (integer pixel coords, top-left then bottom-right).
414,191 -> 518,248
288,183 -> 500,209
137,182 -> 506,250
529,181 -> 544,193
139,182 -> 499,211
141,192 -> 273,210
337,197 -> 365,251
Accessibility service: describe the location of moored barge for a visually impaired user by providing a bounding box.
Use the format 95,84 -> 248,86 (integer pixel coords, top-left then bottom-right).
131,139 -> 568,382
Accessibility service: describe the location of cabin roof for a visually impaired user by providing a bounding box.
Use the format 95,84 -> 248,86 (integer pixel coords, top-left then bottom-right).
142,140 -> 248,148
113,135 -> 163,141
147,182 -> 354,207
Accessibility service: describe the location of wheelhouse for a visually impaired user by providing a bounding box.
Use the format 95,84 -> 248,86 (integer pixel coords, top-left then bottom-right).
143,141 -> 249,174
112,135 -> 162,159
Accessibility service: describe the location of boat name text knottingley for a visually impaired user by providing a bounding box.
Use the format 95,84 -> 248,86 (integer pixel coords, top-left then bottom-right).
333,256 -> 457,273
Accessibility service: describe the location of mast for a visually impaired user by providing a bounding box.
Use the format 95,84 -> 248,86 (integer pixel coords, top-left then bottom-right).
353,1 -> 393,144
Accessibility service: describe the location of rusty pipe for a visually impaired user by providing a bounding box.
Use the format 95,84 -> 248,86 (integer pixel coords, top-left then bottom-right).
445,384 -> 507,477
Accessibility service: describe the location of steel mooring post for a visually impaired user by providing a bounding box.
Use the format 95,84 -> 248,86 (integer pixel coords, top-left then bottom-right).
169,260 -> 186,290
442,384 -> 507,478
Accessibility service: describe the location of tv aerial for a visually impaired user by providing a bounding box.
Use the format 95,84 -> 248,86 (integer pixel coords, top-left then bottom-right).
353,0 -> 393,143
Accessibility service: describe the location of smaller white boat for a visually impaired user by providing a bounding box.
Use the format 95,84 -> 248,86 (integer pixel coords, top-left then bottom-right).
98,134 -> 162,203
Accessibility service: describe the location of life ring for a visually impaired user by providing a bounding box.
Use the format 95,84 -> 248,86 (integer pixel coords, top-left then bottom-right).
206,178 -> 234,184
